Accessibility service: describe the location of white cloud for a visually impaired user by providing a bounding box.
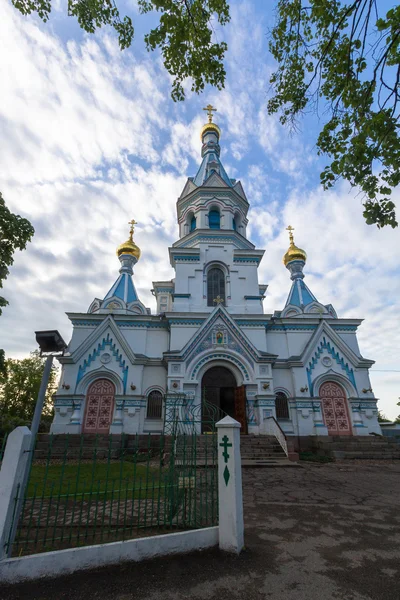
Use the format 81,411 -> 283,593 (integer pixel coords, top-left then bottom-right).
1,0 -> 399,423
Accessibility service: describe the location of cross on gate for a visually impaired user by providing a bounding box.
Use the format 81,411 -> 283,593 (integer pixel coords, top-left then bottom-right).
219,435 -> 232,463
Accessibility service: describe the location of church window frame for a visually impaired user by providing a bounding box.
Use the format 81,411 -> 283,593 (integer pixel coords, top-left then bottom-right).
208,209 -> 220,230
207,266 -> 226,306
190,215 -> 197,232
146,389 -> 164,419
275,391 -> 290,421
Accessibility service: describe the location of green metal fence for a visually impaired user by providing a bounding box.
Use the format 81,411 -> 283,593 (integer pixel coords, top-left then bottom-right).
6,432 -> 218,557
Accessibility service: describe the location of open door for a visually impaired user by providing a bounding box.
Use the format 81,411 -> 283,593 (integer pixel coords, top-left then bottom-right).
234,385 -> 248,434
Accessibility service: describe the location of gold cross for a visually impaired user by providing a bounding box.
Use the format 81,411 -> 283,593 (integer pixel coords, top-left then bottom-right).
213,295 -> 224,305
286,225 -> 294,244
203,104 -> 217,123
128,219 -> 137,239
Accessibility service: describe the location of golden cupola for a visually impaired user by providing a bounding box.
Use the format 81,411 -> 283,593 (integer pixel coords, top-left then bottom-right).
117,219 -> 141,261
283,225 -> 307,266
200,103 -> 221,140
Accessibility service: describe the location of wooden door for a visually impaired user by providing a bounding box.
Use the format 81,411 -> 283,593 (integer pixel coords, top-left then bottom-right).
83,379 -> 115,434
320,381 -> 352,436
234,385 -> 248,434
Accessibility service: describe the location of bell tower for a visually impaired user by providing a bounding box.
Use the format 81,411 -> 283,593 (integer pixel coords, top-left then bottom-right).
153,107 -> 268,315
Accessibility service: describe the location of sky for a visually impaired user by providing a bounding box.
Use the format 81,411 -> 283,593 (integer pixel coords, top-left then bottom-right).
0,0 -> 399,419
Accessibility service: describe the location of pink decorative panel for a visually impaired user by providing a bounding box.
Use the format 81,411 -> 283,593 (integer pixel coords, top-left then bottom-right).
320,381 -> 352,436
83,379 -> 115,434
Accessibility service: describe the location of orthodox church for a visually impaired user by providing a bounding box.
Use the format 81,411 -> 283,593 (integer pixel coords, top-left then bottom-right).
51,107 -> 381,439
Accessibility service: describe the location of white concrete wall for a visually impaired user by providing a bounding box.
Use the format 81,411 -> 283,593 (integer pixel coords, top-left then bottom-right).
0,528 -> 219,583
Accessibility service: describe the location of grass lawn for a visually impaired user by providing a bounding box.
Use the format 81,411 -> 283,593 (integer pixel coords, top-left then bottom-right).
27,462 -> 165,499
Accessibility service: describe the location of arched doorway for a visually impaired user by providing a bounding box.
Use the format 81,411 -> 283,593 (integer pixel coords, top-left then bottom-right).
320,381 -> 352,436
83,379 -> 115,434
201,366 -> 247,433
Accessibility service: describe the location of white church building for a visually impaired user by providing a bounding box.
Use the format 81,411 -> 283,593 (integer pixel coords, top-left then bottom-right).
51,108 -> 381,439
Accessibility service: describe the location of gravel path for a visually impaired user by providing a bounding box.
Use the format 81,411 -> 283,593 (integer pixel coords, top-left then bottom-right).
2,462 -> 400,600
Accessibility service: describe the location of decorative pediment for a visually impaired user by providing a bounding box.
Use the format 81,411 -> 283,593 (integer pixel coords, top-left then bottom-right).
171,305 -> 269,369
301,320 -> 361,367
71,315 -> 136,366
179,178 -> 197,199
300,320 -> 373,396
203,171 -> 230,188
233,181 -> 247,201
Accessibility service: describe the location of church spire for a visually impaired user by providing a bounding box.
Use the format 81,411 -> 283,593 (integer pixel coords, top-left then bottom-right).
88,220 -> 147,315
194,104 -> 232,187
281,226 -> 336,317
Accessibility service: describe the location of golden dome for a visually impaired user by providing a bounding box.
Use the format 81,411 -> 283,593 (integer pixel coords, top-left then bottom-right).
201,104 -> 221,139
117,219 -> 141,260
283,225 -> 306,266
200,121 -> 221,140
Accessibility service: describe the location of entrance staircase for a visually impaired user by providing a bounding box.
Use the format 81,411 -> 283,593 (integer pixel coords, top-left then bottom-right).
240,435 -> 296,467
173,434 -> 297,467
309,435 -> 400,460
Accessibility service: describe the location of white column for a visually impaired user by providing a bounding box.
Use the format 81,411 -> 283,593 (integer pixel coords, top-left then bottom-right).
0,427 -> 32,560
216,416 -> 244,554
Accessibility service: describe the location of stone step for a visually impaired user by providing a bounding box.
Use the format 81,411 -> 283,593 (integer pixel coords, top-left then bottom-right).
332,450 -> 400,459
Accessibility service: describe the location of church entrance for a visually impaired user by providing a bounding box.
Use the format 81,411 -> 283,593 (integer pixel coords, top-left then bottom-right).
83,379 -> 115,434
201,366 -> 248,434
320,381 -> 352,436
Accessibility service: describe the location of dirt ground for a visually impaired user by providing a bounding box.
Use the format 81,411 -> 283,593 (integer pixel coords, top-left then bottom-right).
1,461 -> 400,600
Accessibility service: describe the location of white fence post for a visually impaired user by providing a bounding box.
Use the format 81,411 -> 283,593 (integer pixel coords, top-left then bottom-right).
0,427 -> 32,560
216,416 -> 244,554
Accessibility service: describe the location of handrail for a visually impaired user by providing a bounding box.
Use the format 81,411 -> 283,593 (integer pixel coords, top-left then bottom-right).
265,416 -> 288,457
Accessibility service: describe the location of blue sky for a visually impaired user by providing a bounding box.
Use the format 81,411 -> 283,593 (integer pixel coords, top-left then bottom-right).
1,0 -> 399,418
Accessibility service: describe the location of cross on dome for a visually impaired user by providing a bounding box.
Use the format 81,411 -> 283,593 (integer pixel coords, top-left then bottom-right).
286,225 -> 295,244
203,104 -> 217,123
128,219 -> 137,239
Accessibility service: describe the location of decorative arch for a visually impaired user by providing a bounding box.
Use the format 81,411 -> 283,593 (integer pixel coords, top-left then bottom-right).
188,350 -> 253,383
76,368 -> 124,396
76,333 -> 129,393
281,306 -> 302,318
306,335 -> 357,395
313,371 -> 357,399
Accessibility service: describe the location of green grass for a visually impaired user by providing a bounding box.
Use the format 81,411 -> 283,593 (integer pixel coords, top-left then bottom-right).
27,462 -> 165,499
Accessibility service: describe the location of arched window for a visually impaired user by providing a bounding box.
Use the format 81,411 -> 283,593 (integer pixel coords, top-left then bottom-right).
208,209 -> 220,229
147,390 -> 163,419
207,267 -> 225,306
232,217 -> 237,231
275,392 -> 289,420
190,215 -> 196,232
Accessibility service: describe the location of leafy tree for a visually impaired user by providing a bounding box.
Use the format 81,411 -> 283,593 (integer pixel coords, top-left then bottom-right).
11,0 -> 230,102
0,191 -> 34,373
0,191 -> 34,316
396,401 -> 400,424
268,1 -> 400,228
10,1 -> 400,227
377,409 -> 390,423
0,351 -> 58,436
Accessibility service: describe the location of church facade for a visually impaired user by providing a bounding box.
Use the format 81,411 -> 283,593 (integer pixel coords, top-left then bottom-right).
51,109 -> 381,439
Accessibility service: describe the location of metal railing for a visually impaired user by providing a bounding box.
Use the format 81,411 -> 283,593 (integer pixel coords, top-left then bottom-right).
264,417 -> 288,457
7,432 -> 218,557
